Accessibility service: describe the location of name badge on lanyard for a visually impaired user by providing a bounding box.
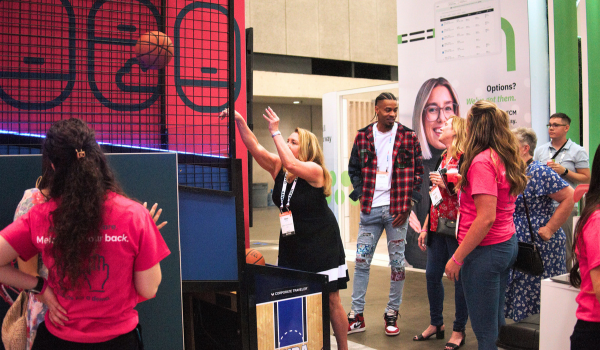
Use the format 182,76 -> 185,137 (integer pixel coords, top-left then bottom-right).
375,171 -> 389,191
429,185 -> 443,207
429,159 -> 447,207
279,172 -> 298,237
279,211 -> 295,237
549,148 -> 566,163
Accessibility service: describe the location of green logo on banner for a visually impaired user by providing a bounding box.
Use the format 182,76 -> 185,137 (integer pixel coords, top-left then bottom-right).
501,18 -> 516,72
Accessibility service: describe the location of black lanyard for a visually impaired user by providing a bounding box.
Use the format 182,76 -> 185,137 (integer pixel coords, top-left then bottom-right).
551,140 -> 568,160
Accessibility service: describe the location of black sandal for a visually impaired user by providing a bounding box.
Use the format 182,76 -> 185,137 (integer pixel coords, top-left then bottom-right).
413,325 -> 444,341
444,330 -> 465,350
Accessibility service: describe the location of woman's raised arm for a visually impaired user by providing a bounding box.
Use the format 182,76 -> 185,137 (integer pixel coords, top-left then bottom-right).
220,109 -> 281,179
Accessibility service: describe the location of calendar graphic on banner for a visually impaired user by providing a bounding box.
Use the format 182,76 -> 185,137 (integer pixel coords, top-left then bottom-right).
434,0 -> 502,62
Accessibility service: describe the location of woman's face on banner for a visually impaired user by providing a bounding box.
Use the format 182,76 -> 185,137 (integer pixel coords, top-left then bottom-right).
423,85 -> 455,150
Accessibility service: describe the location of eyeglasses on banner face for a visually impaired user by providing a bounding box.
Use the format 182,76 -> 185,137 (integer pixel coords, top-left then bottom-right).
425,103 -> 458,122
546,123 -> 567,129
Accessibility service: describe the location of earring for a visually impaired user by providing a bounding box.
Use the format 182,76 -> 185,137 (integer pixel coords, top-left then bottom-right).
35,176 -> 42,190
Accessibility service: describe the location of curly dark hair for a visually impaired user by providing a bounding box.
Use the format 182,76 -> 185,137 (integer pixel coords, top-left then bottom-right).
43,118 -> 123,291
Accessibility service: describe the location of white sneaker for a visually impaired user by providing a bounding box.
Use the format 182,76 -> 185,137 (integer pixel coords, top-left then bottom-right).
384,309 -> 399,336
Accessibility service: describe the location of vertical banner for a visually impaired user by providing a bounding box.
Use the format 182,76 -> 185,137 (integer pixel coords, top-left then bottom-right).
397,0 -> 531,126
397,0 -> 531,268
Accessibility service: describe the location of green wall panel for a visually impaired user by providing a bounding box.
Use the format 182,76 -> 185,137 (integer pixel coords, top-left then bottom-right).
554,0 -> 580,143
587,0 -> 600,162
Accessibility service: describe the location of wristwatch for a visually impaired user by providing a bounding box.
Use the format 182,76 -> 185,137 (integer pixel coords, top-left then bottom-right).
29,276 -> 47,295
561,168 -> 569,177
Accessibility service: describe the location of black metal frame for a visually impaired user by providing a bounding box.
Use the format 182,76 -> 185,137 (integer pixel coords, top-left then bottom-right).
246,27 -> 254,226
181,1 -> 251,347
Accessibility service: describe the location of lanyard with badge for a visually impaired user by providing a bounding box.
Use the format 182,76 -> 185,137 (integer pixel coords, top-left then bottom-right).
429,156 -> 449,208
549,140 -> 568,163
279,172 -> 298,237
374,123 -> 398,191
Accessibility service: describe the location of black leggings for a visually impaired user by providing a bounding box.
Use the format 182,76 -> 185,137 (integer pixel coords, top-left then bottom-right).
31,322 -> 142,350
571,319 -> 600,350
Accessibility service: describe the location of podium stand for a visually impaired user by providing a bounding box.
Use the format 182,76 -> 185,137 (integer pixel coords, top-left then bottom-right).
244,264 -> 330,350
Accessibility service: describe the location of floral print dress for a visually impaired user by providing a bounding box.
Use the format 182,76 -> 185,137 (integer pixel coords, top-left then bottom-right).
504,161 -> 569,322
13,188 -> 49,350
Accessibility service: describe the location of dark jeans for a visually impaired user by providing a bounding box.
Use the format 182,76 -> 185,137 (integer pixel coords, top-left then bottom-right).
571,319 -> 600,350
426,233 -> 468,332
461,235 -> 518,350
31,322 -> 142,350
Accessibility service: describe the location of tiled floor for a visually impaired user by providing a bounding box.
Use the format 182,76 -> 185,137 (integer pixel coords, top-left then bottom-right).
249,206 -> 479,350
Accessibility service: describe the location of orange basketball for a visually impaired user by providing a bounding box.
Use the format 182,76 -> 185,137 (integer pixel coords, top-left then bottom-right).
134,31 -> 174,70
245,248 -> 265,265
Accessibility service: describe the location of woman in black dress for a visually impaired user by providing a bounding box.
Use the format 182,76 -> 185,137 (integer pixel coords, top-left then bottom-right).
220,108 -> 349,350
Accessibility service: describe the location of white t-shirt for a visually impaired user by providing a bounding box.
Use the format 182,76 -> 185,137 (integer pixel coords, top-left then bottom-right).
371,123 -> 397,208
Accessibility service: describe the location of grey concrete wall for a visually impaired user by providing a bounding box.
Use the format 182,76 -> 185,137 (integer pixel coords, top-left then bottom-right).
246,0 -> 398,66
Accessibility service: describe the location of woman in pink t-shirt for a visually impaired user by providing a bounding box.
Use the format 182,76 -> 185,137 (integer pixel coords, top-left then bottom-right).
0,118 -> 170,350
444,100 -> 527,350
569,143 -> 600,349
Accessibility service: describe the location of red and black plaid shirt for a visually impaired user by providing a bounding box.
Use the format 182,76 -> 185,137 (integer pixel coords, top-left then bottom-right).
348,123 -> 424,215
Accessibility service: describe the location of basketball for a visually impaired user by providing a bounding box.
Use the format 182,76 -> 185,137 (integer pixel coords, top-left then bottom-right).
245,248 -> 265,265
134,31 -> 174,70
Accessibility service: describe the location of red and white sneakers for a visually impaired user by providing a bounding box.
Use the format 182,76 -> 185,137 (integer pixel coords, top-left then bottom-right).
384,309 -> 400,336
347,310 -> 366,334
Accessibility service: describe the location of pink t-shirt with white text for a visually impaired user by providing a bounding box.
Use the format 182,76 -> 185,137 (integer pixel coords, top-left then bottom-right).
457,149 -> 517,245
1,192 -> 170,343
575,210 -> 600,322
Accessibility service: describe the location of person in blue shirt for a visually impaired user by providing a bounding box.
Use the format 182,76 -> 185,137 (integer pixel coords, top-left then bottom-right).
533,113 -> 590,270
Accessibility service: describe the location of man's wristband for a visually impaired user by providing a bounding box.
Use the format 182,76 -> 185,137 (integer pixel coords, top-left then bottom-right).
561,168 -> 569,177
271,131 -> 281,138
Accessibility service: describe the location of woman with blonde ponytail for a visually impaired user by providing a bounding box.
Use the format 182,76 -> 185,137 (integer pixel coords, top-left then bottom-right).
220,108 -> 349,350
444,100 -> 527,350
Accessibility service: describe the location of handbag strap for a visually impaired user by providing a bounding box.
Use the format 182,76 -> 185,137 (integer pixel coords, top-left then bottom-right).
521,195 -> 537,245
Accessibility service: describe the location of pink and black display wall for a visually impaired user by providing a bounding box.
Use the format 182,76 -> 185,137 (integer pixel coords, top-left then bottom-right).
0,0 -> 249,239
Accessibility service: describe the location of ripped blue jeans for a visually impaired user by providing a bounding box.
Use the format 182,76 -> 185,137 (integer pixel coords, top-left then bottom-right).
350,205 -> 408,314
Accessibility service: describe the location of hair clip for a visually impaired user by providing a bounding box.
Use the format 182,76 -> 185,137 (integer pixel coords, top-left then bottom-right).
76,149 -> 85,159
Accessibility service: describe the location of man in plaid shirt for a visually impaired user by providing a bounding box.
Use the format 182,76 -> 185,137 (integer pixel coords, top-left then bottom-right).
346,92 -> 424,336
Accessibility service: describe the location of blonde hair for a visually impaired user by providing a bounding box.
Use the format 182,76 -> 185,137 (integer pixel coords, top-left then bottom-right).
293,127 -> 332,197
458,100 -> 527,196
512,127 -> 537,157
445,116 -> 467,160
412,77 -> 461,159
